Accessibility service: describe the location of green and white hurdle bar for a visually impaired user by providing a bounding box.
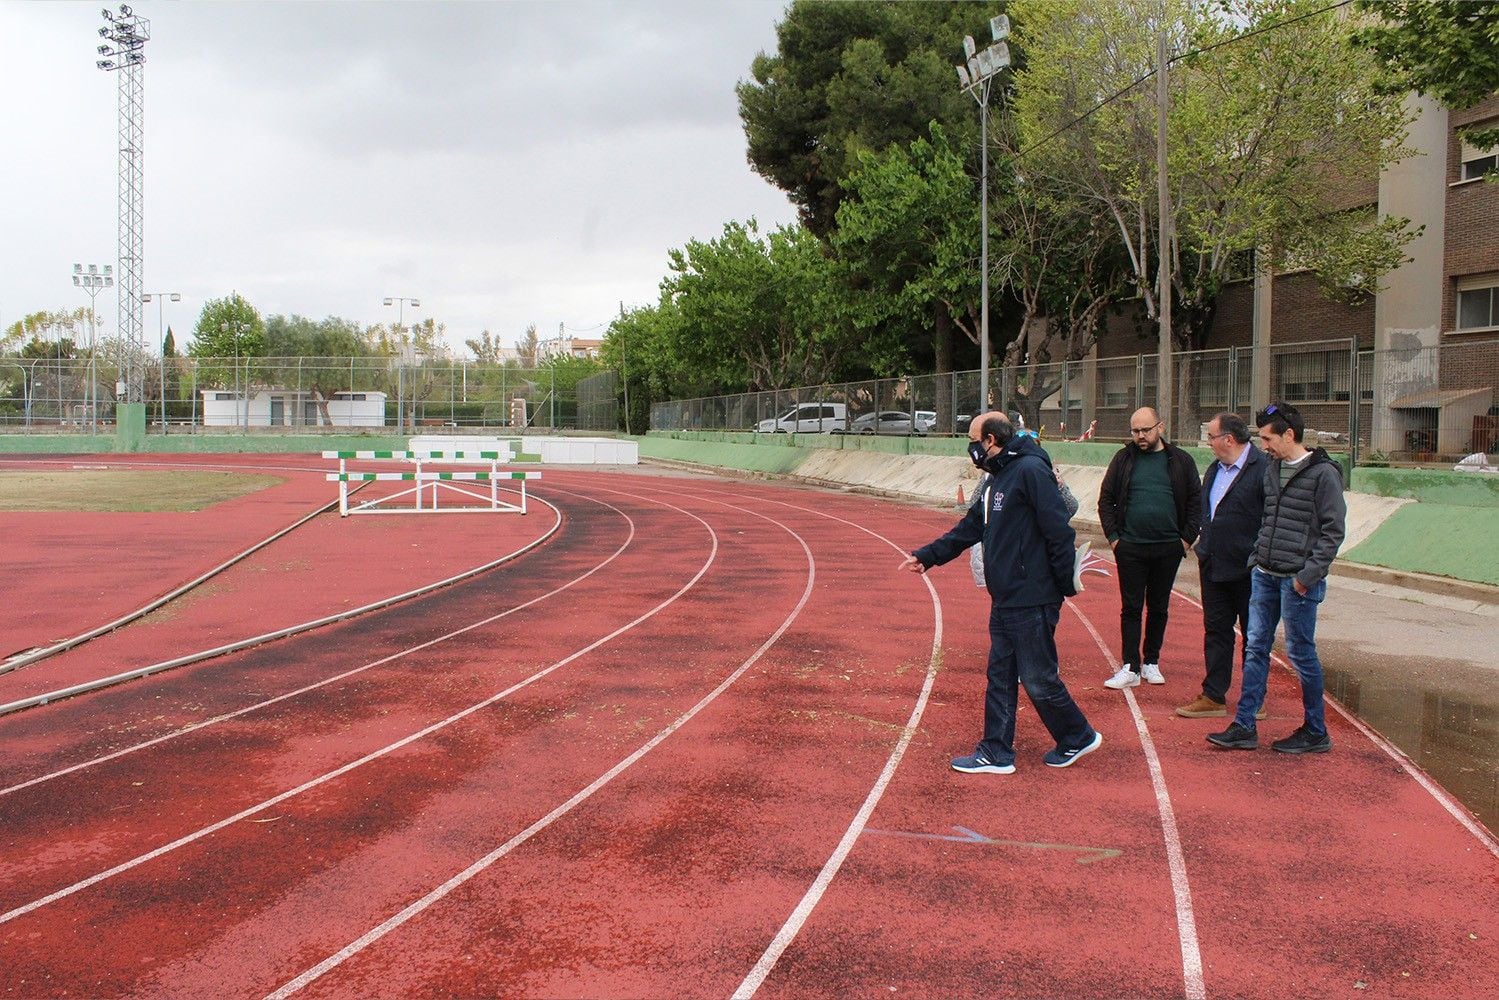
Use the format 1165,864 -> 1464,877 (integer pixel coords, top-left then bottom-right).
323,450 -> 540,516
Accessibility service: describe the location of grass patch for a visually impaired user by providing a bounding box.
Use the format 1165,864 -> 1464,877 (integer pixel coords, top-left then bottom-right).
0,470 -> 284,512
1342,503 -> 1499,586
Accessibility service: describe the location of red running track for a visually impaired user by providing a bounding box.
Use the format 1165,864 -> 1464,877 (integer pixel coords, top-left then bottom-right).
0,461 -> 1494,1000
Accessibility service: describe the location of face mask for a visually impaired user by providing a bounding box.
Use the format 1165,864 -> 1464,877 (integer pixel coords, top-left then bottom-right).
967,440 -> 988,468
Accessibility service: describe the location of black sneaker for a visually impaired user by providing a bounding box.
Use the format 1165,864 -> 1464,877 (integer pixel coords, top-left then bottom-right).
1272,725 -> 1332,754
1206,722 -> 1258,750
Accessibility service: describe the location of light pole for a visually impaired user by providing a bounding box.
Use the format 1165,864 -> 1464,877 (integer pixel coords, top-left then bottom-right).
1,361 -> 31,432
955,16 -> 1012,419
72,263 -> 112,432
221,319 -> 249,432
383,297 -> 420,431
1154,25 -> 1174,435
143,291 -> 179,432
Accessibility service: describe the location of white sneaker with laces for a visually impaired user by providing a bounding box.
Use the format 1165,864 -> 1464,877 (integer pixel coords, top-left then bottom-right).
1104,666 -> 1140,689
1141,662 -> 1165,685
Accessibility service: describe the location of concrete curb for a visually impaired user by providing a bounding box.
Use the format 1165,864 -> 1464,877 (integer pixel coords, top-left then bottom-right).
640,456 -> 1499,607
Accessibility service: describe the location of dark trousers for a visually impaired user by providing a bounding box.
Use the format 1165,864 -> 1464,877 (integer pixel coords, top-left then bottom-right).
1200,573 -> 1252,703
978,602 -> 1094,765
1114,539 -> 1184,671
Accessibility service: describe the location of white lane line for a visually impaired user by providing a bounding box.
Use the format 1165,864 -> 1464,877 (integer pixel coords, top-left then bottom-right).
0,496 -> 720,929
705,493 -> 942,1000
266,492 -> 820,999
0,486 -> 564,718
0,492 -> 635,799
1065,599 -> 1206,1000
1166,588 -> 1499,860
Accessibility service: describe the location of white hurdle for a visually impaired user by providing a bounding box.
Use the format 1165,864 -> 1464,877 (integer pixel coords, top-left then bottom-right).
322,450 -> 540,517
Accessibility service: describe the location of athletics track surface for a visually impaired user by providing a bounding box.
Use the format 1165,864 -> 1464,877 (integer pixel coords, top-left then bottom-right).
1,454 -> 1495,1000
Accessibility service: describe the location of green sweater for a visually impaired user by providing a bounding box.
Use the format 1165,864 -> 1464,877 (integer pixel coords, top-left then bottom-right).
1120,449 -> 1180,544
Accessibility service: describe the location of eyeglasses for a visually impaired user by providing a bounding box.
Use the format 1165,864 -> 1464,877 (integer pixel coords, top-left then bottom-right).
1206,431 -> 1232,442
1130,423 -> 1161,435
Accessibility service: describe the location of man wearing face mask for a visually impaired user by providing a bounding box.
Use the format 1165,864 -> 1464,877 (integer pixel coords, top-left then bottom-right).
899,412 -> 1101,774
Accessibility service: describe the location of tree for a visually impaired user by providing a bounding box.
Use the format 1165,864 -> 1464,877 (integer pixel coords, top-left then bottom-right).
830,126 -> 982,429
4,308 -> 90,353
739,2 -> 1015,384
515,324 -> 541,368
1012,0 -> 1417,430
263,314 -> 371,424
188,293 -> 266,389
465,329 -> 504,364
663,219 -> 855,393
739,1 -> 994,239
600,298 -> 696,432
1353,1 -> 1499,148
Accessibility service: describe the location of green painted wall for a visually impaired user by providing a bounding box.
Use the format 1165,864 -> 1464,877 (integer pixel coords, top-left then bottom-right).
115,404 -> 146,452
637,435 -> 809,474
1343,504 -> 1499,585
1351,467 -> 1499,508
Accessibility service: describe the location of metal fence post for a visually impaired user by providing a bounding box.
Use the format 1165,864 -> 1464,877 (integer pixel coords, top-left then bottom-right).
1347,339 -> 1361,480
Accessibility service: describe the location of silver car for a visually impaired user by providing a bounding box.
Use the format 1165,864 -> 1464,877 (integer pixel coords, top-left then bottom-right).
850,410 -> 933,435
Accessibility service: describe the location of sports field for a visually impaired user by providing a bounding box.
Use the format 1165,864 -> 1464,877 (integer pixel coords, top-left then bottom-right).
1,454 -> 1494,999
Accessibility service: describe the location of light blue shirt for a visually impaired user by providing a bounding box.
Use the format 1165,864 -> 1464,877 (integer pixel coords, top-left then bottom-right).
1208,443 -> 1250,519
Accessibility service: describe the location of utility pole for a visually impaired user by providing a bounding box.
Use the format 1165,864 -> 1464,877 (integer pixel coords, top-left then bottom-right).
619,300 -> 630,435
1155,21 -> 1174,435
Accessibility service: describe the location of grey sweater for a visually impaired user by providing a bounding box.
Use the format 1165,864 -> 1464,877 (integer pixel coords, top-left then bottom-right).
1250,448 -> 1346,589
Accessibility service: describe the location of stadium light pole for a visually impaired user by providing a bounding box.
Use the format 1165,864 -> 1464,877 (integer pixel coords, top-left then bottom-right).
142,291 -> 179,432
383,297 -> 420,432
73,263 -> 113,433
955,15 -> 1012,419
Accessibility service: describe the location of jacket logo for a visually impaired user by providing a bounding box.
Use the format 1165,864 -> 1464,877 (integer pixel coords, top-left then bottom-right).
990,491 -> 1006,513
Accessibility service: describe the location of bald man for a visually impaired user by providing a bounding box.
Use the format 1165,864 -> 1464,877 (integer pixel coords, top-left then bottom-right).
1097,407 -> 1202,690
899,411 -> 1100,773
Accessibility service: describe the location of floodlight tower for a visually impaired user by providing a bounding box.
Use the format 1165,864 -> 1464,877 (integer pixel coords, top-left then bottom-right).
955,15 -> 1012,414
96,4 -> 151,404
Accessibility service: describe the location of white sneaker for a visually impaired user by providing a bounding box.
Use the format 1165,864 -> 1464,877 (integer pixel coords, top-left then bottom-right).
1104,667 -> 1140,689
1141,663 -> 1165,685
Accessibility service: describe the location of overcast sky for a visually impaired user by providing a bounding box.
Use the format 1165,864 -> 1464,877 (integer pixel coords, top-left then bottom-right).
0,0 -> 800,354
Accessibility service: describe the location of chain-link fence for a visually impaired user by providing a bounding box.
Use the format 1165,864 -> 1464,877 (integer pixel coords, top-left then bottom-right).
650,336 -> 1499,463
0,356 -> 620,435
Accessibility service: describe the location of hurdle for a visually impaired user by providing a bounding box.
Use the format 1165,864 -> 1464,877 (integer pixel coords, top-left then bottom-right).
322,450 -> 540,516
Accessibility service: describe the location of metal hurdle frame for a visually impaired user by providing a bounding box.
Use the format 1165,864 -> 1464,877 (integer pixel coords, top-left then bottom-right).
323,450 -> 540,516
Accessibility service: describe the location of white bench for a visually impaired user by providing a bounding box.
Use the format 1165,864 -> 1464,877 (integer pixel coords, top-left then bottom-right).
322,449 -> 540,516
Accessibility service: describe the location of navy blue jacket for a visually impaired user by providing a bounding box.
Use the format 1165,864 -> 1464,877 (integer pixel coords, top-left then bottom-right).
1194,442 -> 1267,583
913,435 -> 1077,608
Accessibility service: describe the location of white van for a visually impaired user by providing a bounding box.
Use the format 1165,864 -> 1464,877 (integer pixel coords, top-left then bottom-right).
756,402 -> 847,434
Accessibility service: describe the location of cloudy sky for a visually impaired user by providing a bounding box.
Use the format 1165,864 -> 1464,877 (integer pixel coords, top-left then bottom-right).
0,0 -> 800,354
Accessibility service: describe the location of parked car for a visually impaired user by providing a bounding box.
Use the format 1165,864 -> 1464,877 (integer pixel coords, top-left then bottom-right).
850,410 -> 933,435
755,402 -> 847,434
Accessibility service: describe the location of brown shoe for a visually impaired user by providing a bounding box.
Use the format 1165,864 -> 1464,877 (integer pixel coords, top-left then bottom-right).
1175,694 -> 1227,718
1255,704 -> 1268,721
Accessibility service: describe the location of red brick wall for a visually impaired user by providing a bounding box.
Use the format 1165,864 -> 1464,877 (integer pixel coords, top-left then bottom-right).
1091,272 -> 1372,359
1444,95 -> 1499,333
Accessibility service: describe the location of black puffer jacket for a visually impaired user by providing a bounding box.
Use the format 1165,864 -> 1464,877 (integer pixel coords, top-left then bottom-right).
1251,448 -> 1346,589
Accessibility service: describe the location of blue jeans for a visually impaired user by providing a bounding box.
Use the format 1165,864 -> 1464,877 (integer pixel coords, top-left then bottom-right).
980,602 -> 1094,764
1234,569 -> 1328,735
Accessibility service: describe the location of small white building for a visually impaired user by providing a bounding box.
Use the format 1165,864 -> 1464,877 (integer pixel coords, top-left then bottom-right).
199,389 -> 387,427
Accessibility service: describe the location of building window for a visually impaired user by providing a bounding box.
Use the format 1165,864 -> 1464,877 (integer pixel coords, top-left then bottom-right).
1457,284 -> 1497,330
1460,132 -> 1497,181
1099,365 -> 1134,407
1277,351 -> 1336,403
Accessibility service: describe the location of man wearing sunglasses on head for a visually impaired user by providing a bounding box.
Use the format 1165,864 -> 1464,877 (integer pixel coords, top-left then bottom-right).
1208,402 -> 1346,754
1097,406 -> 1202,691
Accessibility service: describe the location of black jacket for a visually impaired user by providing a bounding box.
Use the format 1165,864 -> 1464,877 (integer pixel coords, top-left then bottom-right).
1194,442 -> 1267,583
913,435 -> 1076,608
1252,448 -> 1347,589
1097,440 -> 1202,545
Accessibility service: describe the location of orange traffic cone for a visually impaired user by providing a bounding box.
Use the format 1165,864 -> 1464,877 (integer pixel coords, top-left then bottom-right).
957,484 -> 966,505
